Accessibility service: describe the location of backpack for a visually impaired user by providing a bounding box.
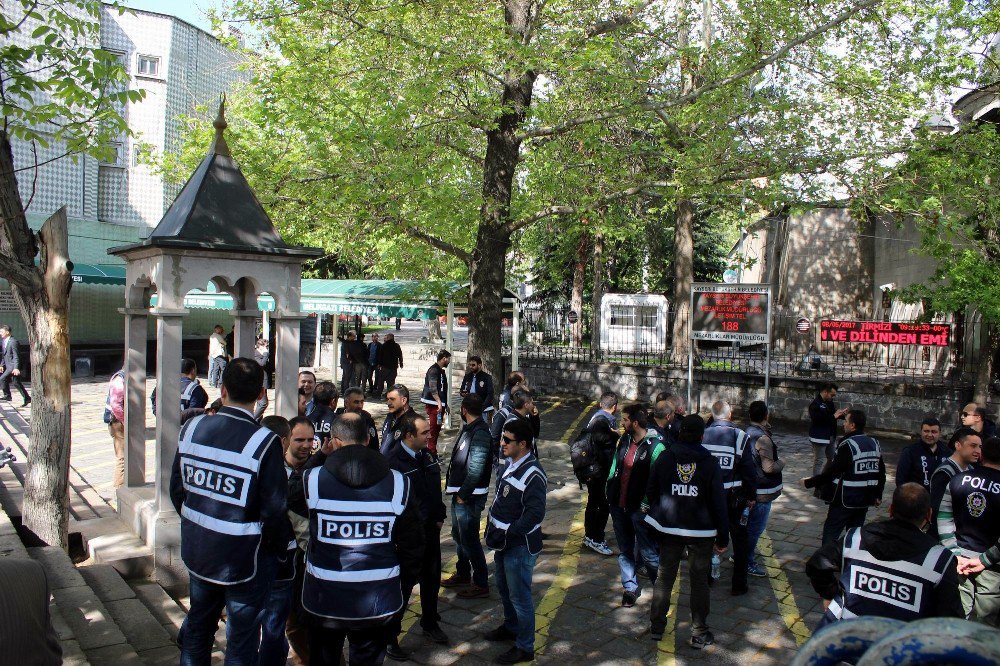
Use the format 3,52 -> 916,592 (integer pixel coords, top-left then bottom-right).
570,428 -> 603,484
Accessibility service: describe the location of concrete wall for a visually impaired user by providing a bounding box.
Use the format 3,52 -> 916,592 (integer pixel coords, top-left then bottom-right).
522,357 -> 989,434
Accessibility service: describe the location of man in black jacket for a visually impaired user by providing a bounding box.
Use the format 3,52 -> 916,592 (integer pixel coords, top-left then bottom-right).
806,483 -> 962,628
808,383 -> 849,482
420,350 -> 451,456
490,389 -> 541,463
0,324 -> 29,406
287,413 -> 424,666
384,415 -> 449,660
380,384 -> 418,455
896,417 -> 952,493
309,381 -> 339,451
378,334 -> 404,396
459,355 -> 496,421
645,415 -> 728,650
337,387 -> 380,451
582,392 -> 619,557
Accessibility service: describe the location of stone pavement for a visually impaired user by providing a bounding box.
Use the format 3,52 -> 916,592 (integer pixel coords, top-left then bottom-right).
0,374 -> 910,665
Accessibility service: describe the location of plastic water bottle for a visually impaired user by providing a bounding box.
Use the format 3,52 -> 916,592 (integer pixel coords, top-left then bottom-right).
740,505 -> 751,527
711,553 -> 721,580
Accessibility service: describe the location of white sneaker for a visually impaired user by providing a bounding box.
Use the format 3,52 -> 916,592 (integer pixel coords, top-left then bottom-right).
584,537 -> 613,556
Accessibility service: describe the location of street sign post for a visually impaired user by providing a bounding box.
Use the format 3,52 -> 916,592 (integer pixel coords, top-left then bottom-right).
688,283 -> 773,406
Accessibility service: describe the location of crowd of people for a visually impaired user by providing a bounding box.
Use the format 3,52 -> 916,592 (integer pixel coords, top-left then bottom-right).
107,339 -> 1000,665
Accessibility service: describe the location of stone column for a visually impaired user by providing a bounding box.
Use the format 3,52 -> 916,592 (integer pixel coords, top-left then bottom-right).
232,309 -> 259,359
121,308 -> 148,487
151,309 -> 186,514
272,313 -> 305,417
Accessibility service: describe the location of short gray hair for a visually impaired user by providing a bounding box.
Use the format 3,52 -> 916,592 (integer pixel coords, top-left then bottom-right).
654,396 -> 680,419
711,399 -> 732,421
331,412 -> 368,446
599,391 -> 618,410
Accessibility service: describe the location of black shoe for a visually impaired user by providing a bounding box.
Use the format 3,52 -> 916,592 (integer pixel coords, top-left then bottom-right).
484,625 -> 516,642
650,628 -> 664,641
495,647 -> 534,664
21,397 -> 29,407
422,625 -> 449,645
385,642 -> 409,661
622,589 -> 640,607
0,395 -> 10,401
731,587 -> 749,596
689,631 -> 715,649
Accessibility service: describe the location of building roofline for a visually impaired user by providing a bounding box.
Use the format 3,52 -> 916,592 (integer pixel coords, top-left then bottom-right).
108,2 -> 224,44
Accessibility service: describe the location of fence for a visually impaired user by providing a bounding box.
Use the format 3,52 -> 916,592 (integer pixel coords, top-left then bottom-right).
511,306 -> 993,388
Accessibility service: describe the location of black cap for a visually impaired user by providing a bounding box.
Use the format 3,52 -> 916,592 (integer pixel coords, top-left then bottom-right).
678,414 -> 706,442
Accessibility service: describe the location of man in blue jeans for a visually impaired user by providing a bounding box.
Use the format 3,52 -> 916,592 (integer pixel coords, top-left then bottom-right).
745,401 -> 784,578
441,395 -> 493,598
484,419 -> 547,663
169,358 -> 288,665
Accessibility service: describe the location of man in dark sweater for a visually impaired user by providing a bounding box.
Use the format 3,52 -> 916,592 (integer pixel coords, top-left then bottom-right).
808,382 -> 849,483
378,334 -> 404,396
896,417 -> 952,493
645,415 -> 728,650
581,392 -> 619,557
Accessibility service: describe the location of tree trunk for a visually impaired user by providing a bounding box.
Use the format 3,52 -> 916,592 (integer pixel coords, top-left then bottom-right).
591,231 -> 604,352
670,198 -> 695,362
973,328 -> 997,406
569,232 -> 587,347
0,132 -> 74,549
466,1 -> 536,376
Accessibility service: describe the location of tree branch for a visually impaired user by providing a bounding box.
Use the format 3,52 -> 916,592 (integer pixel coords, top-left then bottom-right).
586,0 -> 659,39
399,222 -> 472,263
506,180 -> 668,233
519,0 -> 880,141
0,253 -> 42,292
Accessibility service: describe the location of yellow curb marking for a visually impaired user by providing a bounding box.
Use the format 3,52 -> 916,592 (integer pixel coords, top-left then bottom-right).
656,575 -> 682,664
759,532 -> 811,647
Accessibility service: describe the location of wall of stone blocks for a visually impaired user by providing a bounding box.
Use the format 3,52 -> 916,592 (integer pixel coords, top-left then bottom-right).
522,357 -> 990,435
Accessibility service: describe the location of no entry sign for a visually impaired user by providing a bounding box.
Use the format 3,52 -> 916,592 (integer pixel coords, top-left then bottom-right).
690,284 -> 771,343
819,320 -> 950,346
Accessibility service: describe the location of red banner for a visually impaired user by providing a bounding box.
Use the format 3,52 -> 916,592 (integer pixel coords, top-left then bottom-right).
819,320 -> 950,346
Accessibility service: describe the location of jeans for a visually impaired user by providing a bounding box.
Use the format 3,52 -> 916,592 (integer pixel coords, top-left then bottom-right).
179,554 -> 277,666
651,535 -> 713,638
308,624 -> 389,666
259,577 -> 293,666
584,476 -> 610,542
451,494 -> 488,588
495,545 -> 539,653
822,502 -> 867,545
746,501 -> 772,568
208,356 -> 227,388
609,505 -> 658,592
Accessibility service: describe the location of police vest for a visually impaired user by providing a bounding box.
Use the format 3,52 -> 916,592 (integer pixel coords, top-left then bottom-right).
746,424 -> 783,497
177,411 -> 279,584
825,527 -> 954,623
380,413 -> 402,455
947,467 -> 1000,557
310,406 -> 337,449
702,422 -> 748,490
104,370 -> 125,423
301,465 -> 408,623
835,434 -> 882,508
180,377 -> 202,410
276,465 -> 301,583
445,420 -> 492,496
644,446 -> 721,539
485,455 -> 547,554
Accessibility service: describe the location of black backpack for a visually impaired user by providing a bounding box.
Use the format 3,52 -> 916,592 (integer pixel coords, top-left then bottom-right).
570,428 -> 603,484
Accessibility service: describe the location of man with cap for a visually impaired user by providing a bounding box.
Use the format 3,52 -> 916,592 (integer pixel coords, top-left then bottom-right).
645,414 -> 728,650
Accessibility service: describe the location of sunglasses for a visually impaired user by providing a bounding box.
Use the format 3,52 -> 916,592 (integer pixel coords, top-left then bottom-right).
961,412 -> 974,418
501,435 -> 518,444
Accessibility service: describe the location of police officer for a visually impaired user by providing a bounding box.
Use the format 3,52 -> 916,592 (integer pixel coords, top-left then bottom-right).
807,483 -> 962,627
702,399 -> 756,595
169,357 -> 288,665
929,427 -> 982,537
384,415 -> 449,660
803,409 -> 886,545
309,381 -> 339,450
459,355 -> 496,421
150,358 -> 209,420
380,384 -> 417,455
490,389 -> 541,463
937,435 -> 1000,625
338,387 -> 380,450
288,412 -> 424,665
645,415 -> 728,650
896,417 -> 952,493
483,418 -> 547,664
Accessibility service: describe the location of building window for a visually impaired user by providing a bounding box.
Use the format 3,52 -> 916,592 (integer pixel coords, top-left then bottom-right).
137,55 -> 160,77
99,141 -> 124,167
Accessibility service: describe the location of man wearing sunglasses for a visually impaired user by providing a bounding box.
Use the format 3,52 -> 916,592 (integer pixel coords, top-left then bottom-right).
483,419 -> 547,664
959,403 -> 997,441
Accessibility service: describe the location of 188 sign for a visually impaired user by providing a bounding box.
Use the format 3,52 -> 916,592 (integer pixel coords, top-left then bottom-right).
690,284 -> 771,344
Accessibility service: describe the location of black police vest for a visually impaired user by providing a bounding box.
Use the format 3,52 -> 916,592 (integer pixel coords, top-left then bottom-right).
180,377 -> 202,410
746,424 -> 783,497
177,412 -> 279,584
445,420 -> 491,496
485,455 -> 547,554
835,435 -> 882,508
947,467 -> 1000,557
301,465 -> 408,623
702,422 -> 748,490
825,527 -> 953,623
644,447 -> 720,539
380,413 -> 402,454
310,406 -> 337,449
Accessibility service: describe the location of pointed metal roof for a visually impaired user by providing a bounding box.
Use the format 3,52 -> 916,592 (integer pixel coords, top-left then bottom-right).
109,96 -> 322,258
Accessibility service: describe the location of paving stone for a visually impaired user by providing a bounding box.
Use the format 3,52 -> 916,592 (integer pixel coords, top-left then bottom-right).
84,642 -> 143,666
49,599 -> 76,641
80,564 -> 136,602
104,598 -> 173,652
28,546 -> 87,590
130,581 -> 186,636
136,645 -> 181,665
50,585 -> 128,651
0,532 -> 28,559
60,638 -> 90,666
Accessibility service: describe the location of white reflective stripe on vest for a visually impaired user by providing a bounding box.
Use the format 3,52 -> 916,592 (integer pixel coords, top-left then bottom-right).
809,436 -> 830,445
827,598 -> 856,620
182,380 -> 200,401
306,561 -> 400,583
306,468 -> 409,513
489,515 -> 511,530
757,483 -> 783,495
841,479 -> 879,487
179,417 -> 272,474
181,504 -> 262,536
390,470 -> 406,513
445,485 -> 489,495
505,467 -> 546,492
844,536 -> 948,584
722,480 -> 743,489
644,513 -> 717,537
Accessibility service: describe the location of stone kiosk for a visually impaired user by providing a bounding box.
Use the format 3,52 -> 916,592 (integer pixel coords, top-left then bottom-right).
107,100 -> 322,585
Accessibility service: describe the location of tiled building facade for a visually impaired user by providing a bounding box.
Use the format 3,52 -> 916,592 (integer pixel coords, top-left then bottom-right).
0,5 -> 244,345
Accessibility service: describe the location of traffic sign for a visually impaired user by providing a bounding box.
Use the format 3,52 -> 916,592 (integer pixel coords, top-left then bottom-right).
796,317 -> 811,334
567,310 -> 579,324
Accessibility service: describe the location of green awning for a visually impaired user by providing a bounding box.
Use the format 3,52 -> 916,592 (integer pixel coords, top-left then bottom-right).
70,263 -> 127,285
